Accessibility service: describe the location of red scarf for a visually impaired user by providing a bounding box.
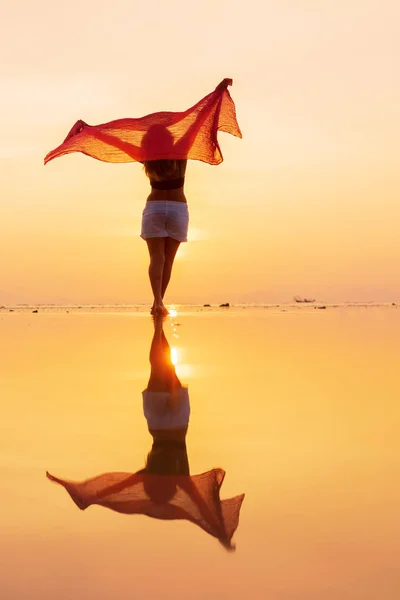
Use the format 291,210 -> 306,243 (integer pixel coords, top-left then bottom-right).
47,469 -> 244,550
44,79 -> 241,166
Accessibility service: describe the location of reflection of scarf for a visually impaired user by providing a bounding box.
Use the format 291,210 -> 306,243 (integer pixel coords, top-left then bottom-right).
44,79 -> 241,166
47,468 -> 244,551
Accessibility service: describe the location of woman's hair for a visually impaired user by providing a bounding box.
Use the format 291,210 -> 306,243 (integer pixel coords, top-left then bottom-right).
143,159 -> 184,182
142,441 -> 189,476
136,441 -> 190,504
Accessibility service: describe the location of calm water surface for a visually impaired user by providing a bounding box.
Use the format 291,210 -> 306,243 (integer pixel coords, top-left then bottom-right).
1,308 -> 399,599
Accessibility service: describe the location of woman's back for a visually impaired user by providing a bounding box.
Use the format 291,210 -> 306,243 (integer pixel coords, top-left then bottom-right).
144,159 -> 187,202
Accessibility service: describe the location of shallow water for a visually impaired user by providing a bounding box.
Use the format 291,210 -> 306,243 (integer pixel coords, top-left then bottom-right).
1,307 -> 399,599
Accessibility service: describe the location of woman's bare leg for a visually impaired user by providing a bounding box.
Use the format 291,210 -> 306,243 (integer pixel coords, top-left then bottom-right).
161,237 -> 181,300
145,238 -> 168,316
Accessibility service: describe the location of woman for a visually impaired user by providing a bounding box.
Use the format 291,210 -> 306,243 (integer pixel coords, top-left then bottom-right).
141,124 -> 189,316
44,80 -> 241,315
141,159 -> 188,317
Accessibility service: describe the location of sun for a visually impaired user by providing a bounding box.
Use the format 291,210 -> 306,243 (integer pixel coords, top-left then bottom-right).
171,347 -> 178,366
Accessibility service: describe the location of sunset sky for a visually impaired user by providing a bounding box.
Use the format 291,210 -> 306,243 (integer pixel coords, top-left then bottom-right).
1,0 -> 399,304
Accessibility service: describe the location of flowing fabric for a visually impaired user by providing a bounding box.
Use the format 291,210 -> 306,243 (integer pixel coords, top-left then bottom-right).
46,468 -> 244,550
44,79 -> 241,166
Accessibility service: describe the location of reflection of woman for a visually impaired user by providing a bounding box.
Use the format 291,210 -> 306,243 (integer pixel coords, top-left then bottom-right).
140,126 -> 189,317
46,317 -> 244,549
138,315 -> 190,478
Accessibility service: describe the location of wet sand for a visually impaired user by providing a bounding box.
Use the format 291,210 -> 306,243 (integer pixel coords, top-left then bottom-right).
1,307 -> 399,599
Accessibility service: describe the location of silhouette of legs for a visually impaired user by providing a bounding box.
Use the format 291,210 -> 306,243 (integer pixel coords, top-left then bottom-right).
146,238 -> 168,316
161,237 -> 181,299
146,237 -> 180,316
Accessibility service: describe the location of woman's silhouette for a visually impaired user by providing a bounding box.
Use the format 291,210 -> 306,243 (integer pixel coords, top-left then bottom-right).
140,126 -> 189,317
70,123 -> 193,317
44,79 -> 241,315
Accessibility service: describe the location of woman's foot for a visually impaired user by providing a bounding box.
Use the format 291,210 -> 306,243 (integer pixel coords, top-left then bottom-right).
154,303 -> 169,316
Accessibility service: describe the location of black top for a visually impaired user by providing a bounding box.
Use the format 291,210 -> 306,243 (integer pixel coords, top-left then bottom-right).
150,177 -> 185,190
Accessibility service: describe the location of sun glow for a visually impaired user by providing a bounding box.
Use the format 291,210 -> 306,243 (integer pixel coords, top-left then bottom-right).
175,246 -> 185,259
171,347 -> 178,366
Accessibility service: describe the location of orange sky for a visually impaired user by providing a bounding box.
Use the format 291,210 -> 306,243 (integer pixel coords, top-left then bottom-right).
1,0 -> 399,304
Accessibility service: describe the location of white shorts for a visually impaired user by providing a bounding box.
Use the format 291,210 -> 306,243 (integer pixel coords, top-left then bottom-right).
141,201 -> 189,243
142,386 -> 190,430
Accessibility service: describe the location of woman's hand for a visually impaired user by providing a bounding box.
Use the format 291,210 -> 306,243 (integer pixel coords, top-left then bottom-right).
215,78 -> 233,92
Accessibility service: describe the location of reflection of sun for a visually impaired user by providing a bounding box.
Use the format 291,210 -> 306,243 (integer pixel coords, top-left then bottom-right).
169,308 -> 177,317
171,347 -> 178,366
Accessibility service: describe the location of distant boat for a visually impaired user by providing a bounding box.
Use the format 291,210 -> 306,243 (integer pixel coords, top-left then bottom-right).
293,295 -> 316,303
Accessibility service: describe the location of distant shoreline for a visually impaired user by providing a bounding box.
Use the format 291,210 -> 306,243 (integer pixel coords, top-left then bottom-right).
0,302 -> 397,314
